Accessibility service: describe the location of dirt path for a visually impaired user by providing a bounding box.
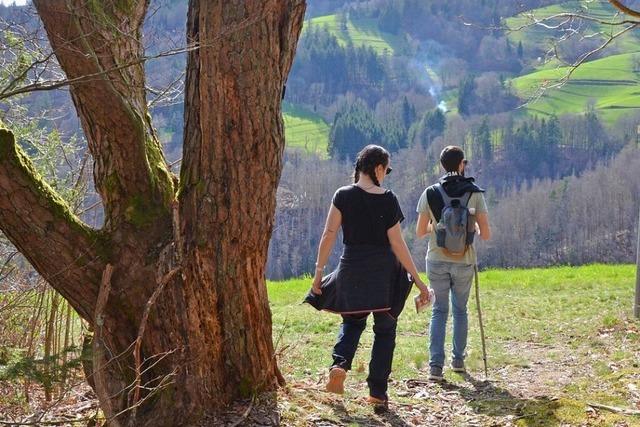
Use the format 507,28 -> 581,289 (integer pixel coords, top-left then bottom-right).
213,340 -> 639,426
205,343 -> 568,426
2,340 -> 636,426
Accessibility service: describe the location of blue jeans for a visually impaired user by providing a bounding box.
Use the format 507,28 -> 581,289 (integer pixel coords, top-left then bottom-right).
331,312 -> 397,400
427,260 -> 474,368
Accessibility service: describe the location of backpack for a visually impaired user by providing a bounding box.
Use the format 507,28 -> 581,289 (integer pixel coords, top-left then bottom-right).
432,184 -> 476,259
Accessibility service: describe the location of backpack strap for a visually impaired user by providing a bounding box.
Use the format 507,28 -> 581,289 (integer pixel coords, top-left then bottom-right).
463,192 -> 472,207
435,184 -> 473,208
434,184 -> 453,207
425,186 -> 441,222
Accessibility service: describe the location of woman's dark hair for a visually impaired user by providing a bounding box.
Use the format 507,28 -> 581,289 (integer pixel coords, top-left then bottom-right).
353,145 -> 390,187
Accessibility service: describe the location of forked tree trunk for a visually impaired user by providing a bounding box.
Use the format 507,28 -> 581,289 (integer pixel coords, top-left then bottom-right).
0,1 -> 305,425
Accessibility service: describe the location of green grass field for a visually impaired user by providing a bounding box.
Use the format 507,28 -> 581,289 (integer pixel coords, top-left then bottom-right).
512,52 -> 640,124
304,14 -> 406,56
283,12 -> 404,157
506,0 -> 640,56
269,264 -> 640,426
283,103 -> 330,156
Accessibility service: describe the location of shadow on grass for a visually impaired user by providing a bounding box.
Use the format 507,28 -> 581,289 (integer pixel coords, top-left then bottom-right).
447,372 -> 562,426
328,400 -> 413,427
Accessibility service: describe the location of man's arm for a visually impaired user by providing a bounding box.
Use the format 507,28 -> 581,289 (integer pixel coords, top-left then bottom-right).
416,213 -> 432,238
473,193 -> 491,241
415,189 -> 432,238
476,212 -> 491,241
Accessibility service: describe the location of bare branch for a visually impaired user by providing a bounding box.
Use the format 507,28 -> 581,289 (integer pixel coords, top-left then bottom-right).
92,264 -> 121,427
0,45 -> 196,101
130,267 -> 180,421
519,22 -> 638,108
608,0 -> 640,18
462,11 -> 640,33
0,5 -> 294,103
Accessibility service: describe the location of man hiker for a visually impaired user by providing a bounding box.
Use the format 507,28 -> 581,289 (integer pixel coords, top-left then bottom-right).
416,145 -> 491,381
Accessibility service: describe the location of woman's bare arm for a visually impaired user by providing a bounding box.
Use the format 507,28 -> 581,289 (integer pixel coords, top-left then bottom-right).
315,204 -> 341,269
311,204 -> 342,294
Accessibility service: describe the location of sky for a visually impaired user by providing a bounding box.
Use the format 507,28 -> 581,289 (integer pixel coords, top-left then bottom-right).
1,0 -> 27,5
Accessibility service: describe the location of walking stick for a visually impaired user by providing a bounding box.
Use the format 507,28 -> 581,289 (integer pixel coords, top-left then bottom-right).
474,264 -> 488,379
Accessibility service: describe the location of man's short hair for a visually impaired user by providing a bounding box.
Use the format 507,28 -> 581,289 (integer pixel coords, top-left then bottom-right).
440,146 -> 465,172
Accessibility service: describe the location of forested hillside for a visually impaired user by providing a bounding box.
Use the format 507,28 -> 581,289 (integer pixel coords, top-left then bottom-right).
0,0 -> 638,278
275,0 -> 640,276
0,2 -> 639,425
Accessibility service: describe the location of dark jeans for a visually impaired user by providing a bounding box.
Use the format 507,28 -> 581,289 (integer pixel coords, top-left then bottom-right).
331,311 -> 397,400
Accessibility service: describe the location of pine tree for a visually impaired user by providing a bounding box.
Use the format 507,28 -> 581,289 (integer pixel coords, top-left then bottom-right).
477,116 -> 493,161
328,99 -> 381,160
408,108 -> 446,148
517,41 -> 524,59
458,75 -> 475,116
400,96 -> 416,130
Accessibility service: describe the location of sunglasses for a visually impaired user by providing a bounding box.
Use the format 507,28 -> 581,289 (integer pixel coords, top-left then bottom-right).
462,160 -> 468,166
386,167 -> 393,175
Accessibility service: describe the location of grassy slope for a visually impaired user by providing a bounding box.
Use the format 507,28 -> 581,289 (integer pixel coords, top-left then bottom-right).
269,264 -> 640,426
283,103 -> 330,157
283,14 -> 405,155
506,1 -> 640,124
512,52 -> 640,123
305,14 -> 405,56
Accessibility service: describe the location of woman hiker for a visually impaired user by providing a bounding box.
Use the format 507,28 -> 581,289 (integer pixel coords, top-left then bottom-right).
305,144 -> 431,407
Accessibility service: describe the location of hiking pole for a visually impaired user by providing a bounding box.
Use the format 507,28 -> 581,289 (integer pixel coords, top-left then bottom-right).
634,206 -> 640,319
474,264 -> 488,379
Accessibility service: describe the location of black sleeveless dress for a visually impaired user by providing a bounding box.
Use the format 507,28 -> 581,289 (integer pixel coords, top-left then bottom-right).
305,185 -> 413,317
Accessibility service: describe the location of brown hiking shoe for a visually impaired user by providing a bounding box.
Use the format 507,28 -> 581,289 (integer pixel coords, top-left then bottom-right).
325,367 -> 346,394
366,395 -> 387,405
366,395 -> 389,413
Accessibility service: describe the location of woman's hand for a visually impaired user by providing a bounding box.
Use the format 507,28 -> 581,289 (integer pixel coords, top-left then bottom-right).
414,278 -> 431,303
311,273 -> 323,295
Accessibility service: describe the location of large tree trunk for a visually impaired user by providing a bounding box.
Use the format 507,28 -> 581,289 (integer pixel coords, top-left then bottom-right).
177,0 -> 305,402
0,1 -> 305,425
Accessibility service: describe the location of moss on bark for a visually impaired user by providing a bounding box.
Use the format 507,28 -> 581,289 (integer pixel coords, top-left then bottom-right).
0,127 -> 111,261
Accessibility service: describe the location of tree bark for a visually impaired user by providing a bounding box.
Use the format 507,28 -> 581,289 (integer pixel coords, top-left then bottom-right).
608,0 -> 640,18
178,0 -> 305,404
0,1 -> 305,425
0,129 -> 104,321
33,0 -> 175,229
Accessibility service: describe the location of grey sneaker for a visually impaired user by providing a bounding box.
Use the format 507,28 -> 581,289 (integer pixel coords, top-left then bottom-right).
428,366 -> 444,382
451,359 -> 466,373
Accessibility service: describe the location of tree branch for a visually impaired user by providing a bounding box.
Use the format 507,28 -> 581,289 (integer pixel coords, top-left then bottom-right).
0,128 -> 105,321
0,45 -> 197,101
519,22 -> 638,108
32,0 -> 174,228
608,0 -> 640,18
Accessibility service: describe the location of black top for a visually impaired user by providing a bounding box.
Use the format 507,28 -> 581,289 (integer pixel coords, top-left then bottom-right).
332,184 -> 405,246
